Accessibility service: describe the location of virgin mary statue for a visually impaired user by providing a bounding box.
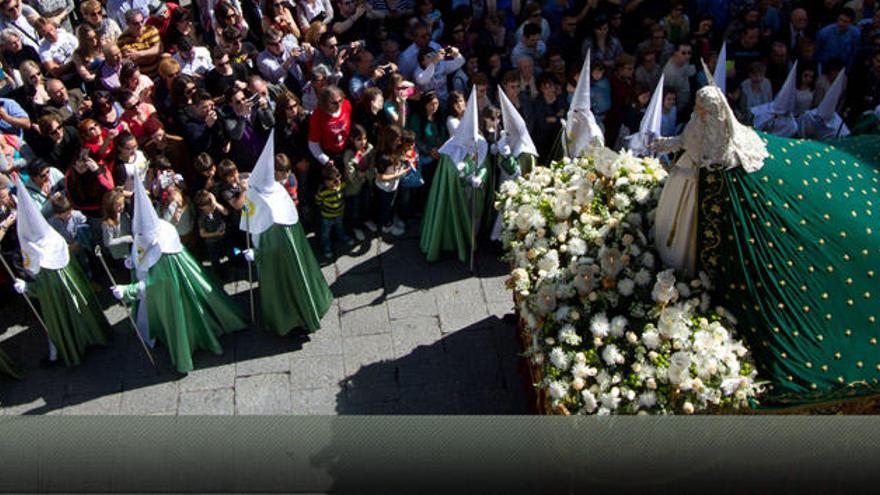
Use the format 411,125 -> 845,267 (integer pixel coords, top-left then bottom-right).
654,83 -> 880,406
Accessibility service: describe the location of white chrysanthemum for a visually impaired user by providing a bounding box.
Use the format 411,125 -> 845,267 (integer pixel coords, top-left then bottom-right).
638,391 -> 657,408
676,282 -> 691,299
617,278 -> 635,296
567,237 -> 587,257
581,390 -> 598,413
548,380 -> 568,400
641,329 -> 661,349
514,204 -> 537,232
570,363 -> 592,380
599,387 -> 621,410
549,347 -> 569,370
634,268 -> 652,287
641,252 -> 656,269
651,269 -> 678,304
553,192 -> 573,220
667,351 -> 692,385
611,193 -> 631,210
590,313 -> 610,338
537,250 -> 560,277
633,186 -> 651,204
657,305 -> 690,341
609,316 -> 628,337
601,344 -> 625,366
558,325 -> 582,346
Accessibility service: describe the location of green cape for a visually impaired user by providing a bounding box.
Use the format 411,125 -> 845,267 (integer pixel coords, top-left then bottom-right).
701,132 -> 880,405
32,260 -> 111,367
134,248 -> 247,373
420,154 -> 488,262
255,223 -> 332,335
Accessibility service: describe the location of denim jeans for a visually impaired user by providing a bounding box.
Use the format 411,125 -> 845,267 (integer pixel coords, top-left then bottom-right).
345,187 -> 371,228
375,188 -> 396,227
320,215 -> 348,253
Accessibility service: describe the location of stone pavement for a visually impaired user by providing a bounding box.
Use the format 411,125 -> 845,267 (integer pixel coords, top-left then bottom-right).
0,226 -> 531,415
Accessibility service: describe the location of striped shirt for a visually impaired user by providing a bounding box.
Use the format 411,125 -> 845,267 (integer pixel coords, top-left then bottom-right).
117,25 -> 161,76
315,183 -> 346,218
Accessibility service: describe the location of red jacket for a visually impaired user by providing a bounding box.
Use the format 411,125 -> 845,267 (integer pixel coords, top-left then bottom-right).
308,99 -> 352,156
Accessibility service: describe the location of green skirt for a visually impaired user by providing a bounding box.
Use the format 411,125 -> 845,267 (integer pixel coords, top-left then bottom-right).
255,223 -> 332,335
142,249 -> 247,373
705,132 -> 880,405
34,261 -> 111,368
0,345 -> 20,379
420,155 -> 486,262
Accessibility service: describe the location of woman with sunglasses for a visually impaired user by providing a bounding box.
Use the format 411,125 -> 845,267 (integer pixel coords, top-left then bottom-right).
261,0 -> 300,40
212,0 -> 250,46
71,24 -> 105,89
32,114 -> 81,169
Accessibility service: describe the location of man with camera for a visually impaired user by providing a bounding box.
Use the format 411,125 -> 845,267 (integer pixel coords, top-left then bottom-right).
398,21 -> 441,80
348,49 -> 395,99
256,27 -> 313,94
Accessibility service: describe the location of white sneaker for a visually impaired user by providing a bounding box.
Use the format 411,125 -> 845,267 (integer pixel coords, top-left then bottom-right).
364,221 -> 378,232
353,228 -> 365,241
393,216 -> 405,229
381,224 -> 396,234
390,225 -> 405,236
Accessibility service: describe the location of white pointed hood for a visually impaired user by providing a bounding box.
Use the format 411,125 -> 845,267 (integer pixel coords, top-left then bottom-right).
626,74 -> 664,156
240,130 -> 298,236
564,50 -> 604,158
771,60 -> 798,115
751,61 -> 799,138
798,69 -> 850,139
817,68 -> 846,121
132,173 -> 182,276
713,42 -> 727,94
14,176 -> 69,275
439,87 -> 488,170
498,87 -> 537,158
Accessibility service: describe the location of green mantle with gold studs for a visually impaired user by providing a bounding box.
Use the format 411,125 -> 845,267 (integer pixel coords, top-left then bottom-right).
699,132 -> 880,405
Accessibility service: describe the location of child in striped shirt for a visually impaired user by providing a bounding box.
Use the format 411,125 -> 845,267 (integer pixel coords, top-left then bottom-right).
314,165 -> 354,258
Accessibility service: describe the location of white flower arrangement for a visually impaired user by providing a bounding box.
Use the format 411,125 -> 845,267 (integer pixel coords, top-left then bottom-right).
500,147 -> 762,415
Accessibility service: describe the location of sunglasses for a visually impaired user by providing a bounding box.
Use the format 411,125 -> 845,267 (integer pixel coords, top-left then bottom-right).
329,98 -> 343,105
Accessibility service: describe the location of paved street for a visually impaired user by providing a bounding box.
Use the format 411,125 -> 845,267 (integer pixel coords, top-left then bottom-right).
0,226 -> 530,415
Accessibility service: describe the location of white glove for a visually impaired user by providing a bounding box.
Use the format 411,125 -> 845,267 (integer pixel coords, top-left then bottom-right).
13,278 -> 26,295
497,136 -> 512,157
470,175 -> 483,188
243,248 -> 255,263
111,285 -> 125,301
124,256 -> 134,270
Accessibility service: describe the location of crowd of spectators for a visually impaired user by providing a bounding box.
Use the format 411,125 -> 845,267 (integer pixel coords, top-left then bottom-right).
1,0 -> 879,279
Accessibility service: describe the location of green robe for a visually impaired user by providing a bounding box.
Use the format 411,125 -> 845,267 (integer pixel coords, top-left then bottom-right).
30,261 -> 111,367
700,132 -> 880,405
0,346 -> 20,379
255,223 -> 332,335
126,249 -> 247,373
420,154 -> 489,262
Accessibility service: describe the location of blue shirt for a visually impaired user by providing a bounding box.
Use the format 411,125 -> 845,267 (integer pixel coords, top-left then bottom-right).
0,98 -> 28,139
815,23 -> 861,68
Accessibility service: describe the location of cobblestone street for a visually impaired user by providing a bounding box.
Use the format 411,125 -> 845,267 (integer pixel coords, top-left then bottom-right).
0,228 -> 530,415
